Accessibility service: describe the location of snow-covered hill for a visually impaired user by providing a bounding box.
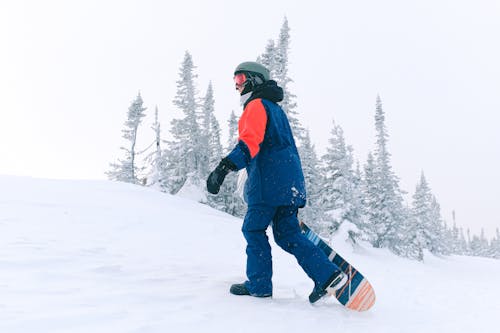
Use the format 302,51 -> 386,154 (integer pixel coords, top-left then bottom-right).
0,176 -> 498,333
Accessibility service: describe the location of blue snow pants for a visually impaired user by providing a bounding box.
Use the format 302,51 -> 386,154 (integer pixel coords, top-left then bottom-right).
242,204 -> 340,296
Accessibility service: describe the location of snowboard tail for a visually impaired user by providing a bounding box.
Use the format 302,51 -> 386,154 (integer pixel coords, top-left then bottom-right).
300,222 -> 376,311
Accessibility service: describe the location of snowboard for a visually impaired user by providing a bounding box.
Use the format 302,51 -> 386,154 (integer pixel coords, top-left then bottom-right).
300,222 -> 376,311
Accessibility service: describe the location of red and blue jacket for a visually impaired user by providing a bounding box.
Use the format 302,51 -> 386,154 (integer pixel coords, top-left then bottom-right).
226,81 -> 306,207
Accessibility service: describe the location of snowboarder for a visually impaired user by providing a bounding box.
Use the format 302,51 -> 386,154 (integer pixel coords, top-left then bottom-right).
207,61 -> 346,303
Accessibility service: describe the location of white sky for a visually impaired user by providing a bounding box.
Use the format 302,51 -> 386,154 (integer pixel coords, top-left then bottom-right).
1,0 -> 499,237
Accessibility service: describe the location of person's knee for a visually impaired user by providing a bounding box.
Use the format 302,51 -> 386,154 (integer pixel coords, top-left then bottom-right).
243,228 -> 269,245
242,206 -> 273,233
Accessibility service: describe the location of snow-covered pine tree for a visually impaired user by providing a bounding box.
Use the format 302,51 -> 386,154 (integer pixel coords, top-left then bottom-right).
275,17 -> 303,142
469,234 -> 480,256
470,229 -> 490,257
107,92 -> 147,184
199,84 -> 211,178
318,120 -> 363,236
400,213 -> 425,261
257,39 -> 277,78
201,82 -> 225,209
458,227 -> 468,255
299,129 -> 325,234
226,110 -> 238,149
258,17 -> 304,143
491,228 -> 500,259
429,195 -> 449,255
448,216 -> 459,255
144,106 -> 168,191
164,51 -> 204,197
480,229 -> 490,256
216,111 -> 246,217
466,228 -> 473,255
412,172 -> 434,254
449,222 -> 460,254
351,161 -> 368,235
364,96 -> 407,252
200,82 -> 223,175
441,221 -> 455,256
361,153 -> 377,240
448,211 -> 468,255
410,172 -> 446,259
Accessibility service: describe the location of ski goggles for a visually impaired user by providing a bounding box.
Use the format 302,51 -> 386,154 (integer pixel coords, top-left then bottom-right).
233,73 -> 247,90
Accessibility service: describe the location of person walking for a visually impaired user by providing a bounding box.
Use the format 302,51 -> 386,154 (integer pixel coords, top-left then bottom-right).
206,61 -> 346,303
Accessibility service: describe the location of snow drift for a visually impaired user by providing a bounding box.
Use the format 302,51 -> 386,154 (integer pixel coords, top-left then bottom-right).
0,175 -> 498,333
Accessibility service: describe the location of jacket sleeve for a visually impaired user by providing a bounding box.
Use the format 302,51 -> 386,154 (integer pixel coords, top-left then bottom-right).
226,99 -> 268,170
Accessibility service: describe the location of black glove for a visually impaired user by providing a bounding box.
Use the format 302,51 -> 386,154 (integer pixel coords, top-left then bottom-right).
206,158 -> 237,194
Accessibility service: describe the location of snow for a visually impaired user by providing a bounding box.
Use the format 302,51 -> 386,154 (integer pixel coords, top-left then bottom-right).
176,177 -> 207,203
0,175 -> 498,333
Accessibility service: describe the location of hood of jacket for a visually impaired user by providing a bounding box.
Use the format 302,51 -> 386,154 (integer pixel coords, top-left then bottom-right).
244,80 -> 283,108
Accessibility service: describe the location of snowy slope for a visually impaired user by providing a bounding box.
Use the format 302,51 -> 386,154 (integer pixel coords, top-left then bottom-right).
0,176 -> 498,333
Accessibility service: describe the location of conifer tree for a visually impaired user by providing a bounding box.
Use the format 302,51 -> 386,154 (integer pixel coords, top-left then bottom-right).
165,51 -> 203,195
299,129 -> 325,233
448,215 -> 460,255
491,228 -> 500,259
216,111 -> 246,217
409,172 -> 446,259
480,229 -> 491,257
364,96 -> 407,252
201,82 -> 223,174
258,17 -> 304,142
429,195 -> 449,255
107,92 -> 147,184
448,211 -> 467,255
145,106 -> 167,191
470,229 -> 490,257
458,227 -> 468,255
361,153 -> 377,239
466,228 -> 473,255
226,110 -> 239,150
401,213 -> 425,261
441,222 -> 455,256
276,18 -> 303,141
351,161 -> 367,231
257,39 -> 277,77
412,172 -> 434,253
319,120 -> 362,234
480,229 -> 490,255
201,82 -> 225,209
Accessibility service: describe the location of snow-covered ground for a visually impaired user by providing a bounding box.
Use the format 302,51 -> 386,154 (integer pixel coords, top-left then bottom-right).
0,175 -> 498,333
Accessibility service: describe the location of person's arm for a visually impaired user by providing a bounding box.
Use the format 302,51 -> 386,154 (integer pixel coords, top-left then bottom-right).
226,99 -> 268,170
206,99 -> 267,194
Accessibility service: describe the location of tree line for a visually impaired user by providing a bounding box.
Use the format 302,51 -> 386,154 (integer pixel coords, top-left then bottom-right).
107,18 -> 500,261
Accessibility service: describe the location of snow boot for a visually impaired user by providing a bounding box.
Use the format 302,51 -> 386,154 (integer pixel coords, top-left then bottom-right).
229,283 -> 272,298
309,270 -> 347,303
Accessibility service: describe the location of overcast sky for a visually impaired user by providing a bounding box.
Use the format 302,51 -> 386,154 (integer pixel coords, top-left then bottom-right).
1,0 -> 499,237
